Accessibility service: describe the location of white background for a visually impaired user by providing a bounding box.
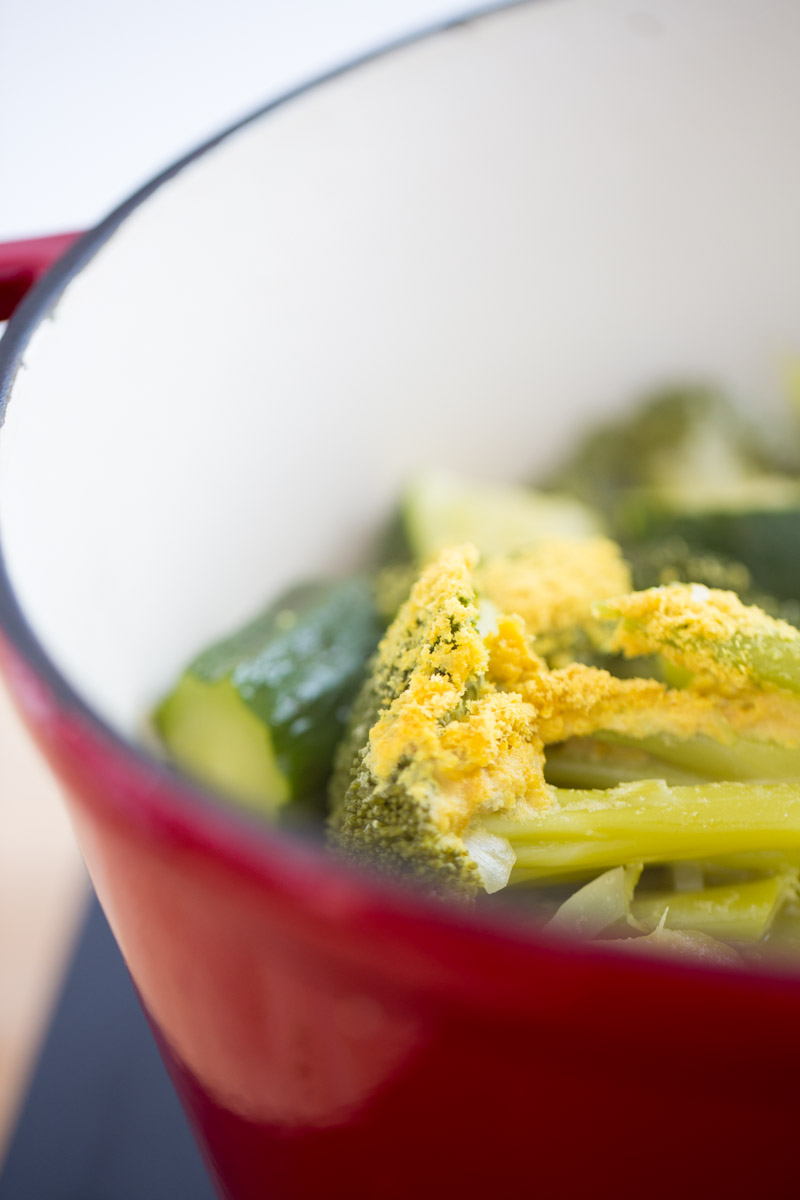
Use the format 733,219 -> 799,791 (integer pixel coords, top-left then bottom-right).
0,0 -> 496,240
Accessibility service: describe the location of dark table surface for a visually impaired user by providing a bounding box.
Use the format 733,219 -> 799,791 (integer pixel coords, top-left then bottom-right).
0,897 -> 216,1200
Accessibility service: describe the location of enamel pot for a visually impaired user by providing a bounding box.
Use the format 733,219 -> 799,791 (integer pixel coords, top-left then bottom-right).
1,2 -> 800,1196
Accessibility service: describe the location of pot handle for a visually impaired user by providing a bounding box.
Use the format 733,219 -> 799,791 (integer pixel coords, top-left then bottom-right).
0,232 -> 83,321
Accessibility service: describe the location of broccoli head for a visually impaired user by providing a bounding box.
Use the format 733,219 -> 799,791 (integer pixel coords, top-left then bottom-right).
545,386 -> 773,524
329,546 -> 541,897
330,546 -> 800,901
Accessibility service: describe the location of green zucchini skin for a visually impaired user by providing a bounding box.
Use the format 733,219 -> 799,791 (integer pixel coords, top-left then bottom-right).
544,385 -> 800,601
155,577 -> 384,808
624,506 -> 800,602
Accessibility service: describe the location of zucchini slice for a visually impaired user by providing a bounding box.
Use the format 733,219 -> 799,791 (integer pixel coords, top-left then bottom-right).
154,578 -> 383,813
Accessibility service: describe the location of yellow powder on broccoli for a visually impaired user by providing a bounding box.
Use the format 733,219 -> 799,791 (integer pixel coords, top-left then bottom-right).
595,583 -> 800,691
364,550 -> 800,845
479,537 -> 631,636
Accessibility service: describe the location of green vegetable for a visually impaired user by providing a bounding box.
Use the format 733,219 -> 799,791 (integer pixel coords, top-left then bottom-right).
485,779 -> 800,884
152,380 -> 800,966
329,547 -> 493,898
595,583 -> 800,694
619,481 -> 800,602
596,730 -> 800,783
394,469 -> 602,562
631,873 -> 796,942
330,548 -> 800,923
625,536 -> 800,627
540,857 -> 796,946
546,864 -> 642,937
155,578 -> 383,813
546,387 -> 772,523
548,386 -> 800,601
764,897 -> 800,954
543,737 -> 708,789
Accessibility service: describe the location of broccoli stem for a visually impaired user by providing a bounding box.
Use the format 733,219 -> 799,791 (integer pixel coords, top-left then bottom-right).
697,851 -> 800,876
738,642 -> 800,693
543,737 -> 706,789
766,901 -> 800,951
596,730 -> 800,782
483,779 -> 800,882
631,874 -> 795,942
596,586 -> 800,693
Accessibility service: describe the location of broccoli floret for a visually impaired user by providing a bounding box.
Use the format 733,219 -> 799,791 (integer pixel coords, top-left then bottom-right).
545,386 -> 775,524
329,545 -> 536,898
330,540 -> 800,906
594,583 -> 800,695
478,537 -> 632,668
332,766 -> 484,898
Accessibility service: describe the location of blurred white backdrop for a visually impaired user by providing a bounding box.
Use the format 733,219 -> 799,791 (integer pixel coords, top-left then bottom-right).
0,0 -> 499,239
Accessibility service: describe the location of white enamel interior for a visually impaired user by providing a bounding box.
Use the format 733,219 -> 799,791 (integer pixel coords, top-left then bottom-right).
1,0 -> 799,736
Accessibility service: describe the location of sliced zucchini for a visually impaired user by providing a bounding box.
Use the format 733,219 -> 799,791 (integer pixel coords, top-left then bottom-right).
397,469 -> 602,562
154,577 -> 383,814
619,477 -> 800,600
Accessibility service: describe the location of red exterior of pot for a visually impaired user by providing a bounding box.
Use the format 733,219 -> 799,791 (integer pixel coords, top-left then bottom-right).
4,633 -> 800,1199
0,232 -> 82,320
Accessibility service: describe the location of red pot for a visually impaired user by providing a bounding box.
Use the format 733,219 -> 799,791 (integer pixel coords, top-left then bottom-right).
2,3 -> 800,1196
